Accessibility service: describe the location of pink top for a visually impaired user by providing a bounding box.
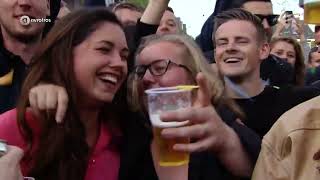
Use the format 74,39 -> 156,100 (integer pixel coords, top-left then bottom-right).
0,109 -> 120,180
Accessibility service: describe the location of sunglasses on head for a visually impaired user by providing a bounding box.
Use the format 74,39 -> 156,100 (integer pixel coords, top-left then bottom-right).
255,14 -> 280,26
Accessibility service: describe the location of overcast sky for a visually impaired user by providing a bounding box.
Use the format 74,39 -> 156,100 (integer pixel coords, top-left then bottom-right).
169,0 -> 305,37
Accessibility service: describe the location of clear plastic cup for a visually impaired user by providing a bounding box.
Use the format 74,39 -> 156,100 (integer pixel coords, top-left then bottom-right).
145,87 -> 192,166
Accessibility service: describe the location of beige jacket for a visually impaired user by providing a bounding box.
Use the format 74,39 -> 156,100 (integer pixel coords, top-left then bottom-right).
252,95 -> 320,180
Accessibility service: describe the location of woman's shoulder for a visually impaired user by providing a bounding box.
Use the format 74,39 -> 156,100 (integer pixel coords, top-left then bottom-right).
0,109 -> 38,149
0,109 -> 24,147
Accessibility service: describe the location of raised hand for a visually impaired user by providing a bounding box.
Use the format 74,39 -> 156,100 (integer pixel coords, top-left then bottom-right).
159,73 -> 234,153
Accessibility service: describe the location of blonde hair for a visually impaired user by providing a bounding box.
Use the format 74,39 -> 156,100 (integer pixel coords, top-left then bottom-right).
128,34 -> 243,118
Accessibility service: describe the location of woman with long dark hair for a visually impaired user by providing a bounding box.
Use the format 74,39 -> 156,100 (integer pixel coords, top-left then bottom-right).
0,8 -> 129,180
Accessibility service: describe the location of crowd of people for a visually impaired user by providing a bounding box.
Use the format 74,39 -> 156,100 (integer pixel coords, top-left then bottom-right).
0,0 -> 319,180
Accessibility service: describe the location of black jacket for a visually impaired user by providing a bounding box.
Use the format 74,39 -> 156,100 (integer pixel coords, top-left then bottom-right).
235,85 -> 320,138
0,40 -> 27,114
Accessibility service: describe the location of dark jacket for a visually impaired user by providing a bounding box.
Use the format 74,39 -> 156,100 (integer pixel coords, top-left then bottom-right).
84,0 -> 106,6
0,39 -> 27,114
235,85 -> 320,138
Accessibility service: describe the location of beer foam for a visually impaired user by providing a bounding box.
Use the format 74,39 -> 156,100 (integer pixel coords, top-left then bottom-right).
149,114 -> 189,128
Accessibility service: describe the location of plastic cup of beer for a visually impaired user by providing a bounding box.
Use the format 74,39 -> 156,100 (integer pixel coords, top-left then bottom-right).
304,0 -> 320,24
145,87 -> 192,167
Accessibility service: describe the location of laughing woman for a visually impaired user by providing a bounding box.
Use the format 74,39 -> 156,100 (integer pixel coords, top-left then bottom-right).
0,8 -> 130,180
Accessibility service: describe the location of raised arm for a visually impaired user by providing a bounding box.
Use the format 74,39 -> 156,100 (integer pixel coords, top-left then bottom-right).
141,0 -> 170,25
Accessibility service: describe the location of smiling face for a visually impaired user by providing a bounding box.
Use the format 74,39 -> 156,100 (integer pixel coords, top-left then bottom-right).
271,41 -> 296,67
214,20 -> 269,80
136,41 -> 193,91
0,0 -> 50,40
73,22 -> 129,106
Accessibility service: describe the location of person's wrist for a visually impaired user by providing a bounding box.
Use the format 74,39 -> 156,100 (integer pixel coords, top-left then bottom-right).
148,0 -> 170,7
215,124 -> 238,156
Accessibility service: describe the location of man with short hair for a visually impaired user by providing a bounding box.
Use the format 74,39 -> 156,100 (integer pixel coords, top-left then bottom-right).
156,7 -> 181,35
241,0 -> 277,40
0,0 -> 58,114
213,8 -> 320,138
112,2 -> 143,27
198,0 -> 294,87
240,0 -> 296,87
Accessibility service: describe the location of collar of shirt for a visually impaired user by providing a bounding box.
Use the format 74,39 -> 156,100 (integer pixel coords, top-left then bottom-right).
85,122 -> 122,180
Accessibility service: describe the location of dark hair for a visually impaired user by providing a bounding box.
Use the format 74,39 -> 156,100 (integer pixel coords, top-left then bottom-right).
213,8 -> 267,47
308,46 -> 320,63
111,2 -> 144,13
43,0 -> 61,36
166,7 -> 175,14
315,25 -> 320,33
17,8 -> 125,180
270,37 -> 305,86
241,0 -> 272,6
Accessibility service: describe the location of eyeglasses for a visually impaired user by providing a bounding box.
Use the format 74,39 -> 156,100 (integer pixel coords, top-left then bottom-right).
134,59 -> 190,79
255,14 -> 279,26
